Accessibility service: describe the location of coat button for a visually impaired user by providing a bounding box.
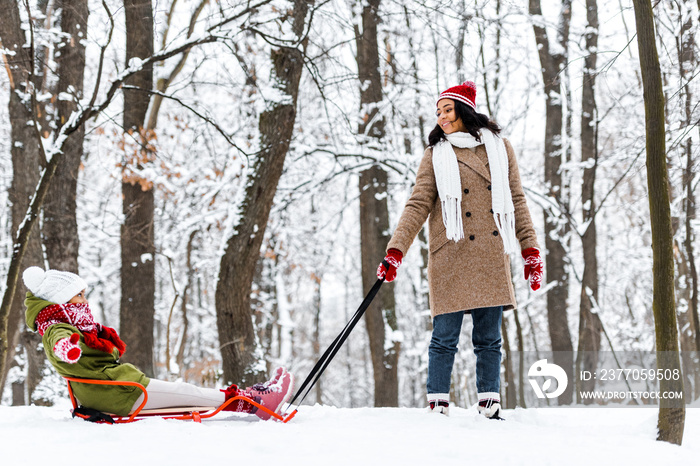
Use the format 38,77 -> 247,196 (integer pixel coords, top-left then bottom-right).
464,188 -> 469,194
465,212 -> 471,217
487,185 -> 492,191
492,230 -> 499,236
469,235 -> 475,240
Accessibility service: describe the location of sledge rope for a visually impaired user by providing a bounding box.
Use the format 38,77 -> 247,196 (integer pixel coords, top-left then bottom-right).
284,265 -> 388,413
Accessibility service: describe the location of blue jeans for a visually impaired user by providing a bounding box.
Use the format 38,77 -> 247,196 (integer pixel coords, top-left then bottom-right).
426,306 -> 503,395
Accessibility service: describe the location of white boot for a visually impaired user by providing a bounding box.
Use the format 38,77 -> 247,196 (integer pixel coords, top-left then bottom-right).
426,393 -> 450,416
477,392 -> 503,420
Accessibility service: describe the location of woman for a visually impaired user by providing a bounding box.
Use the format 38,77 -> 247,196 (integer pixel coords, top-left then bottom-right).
23,266 -> 294,420
376,81 -> 543,419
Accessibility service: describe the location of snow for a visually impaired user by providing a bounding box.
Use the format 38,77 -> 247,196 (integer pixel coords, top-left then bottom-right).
57,92 -> 74,102
127,57 -> 144,72
2,402 -> 699,465
1,2 -> 698,462
276,273 -> 294,364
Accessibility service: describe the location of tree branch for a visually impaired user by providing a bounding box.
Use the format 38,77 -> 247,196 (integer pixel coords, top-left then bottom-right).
123,85 -> 253,159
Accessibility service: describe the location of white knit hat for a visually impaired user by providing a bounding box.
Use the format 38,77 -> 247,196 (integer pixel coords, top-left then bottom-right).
22,266 -> 87,304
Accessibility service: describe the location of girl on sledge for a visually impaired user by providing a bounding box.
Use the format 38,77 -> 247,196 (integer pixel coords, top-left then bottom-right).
23,266 -> 294,420
376,81 -> 543,419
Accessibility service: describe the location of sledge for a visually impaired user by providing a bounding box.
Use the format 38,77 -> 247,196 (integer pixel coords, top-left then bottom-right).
64,272 -> 388,425
64,376 -> 297,424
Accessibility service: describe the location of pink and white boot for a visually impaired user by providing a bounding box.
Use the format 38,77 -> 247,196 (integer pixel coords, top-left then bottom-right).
247,371 -> 294,421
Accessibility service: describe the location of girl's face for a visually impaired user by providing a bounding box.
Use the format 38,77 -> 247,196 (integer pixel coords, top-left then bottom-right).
436,99 -> 466,134
68,289 -> 88,304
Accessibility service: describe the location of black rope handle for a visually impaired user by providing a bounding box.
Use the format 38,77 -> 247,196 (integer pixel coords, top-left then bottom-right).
285,272 -> 387,411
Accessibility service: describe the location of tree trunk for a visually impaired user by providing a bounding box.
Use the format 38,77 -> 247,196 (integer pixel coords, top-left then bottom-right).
529,0 -> 574,404
513,305 -> 526,407
0,0 -> 47,395
576,0 -> 602,403
19,0 -> 89,406
677,0 -> 700,400
502,317 -> 516,408
632,0 -> 685,445
15,0 -> 54,405
676,250 -> 697,401
11,378 -> 24,405
476,0 -> 502,116
313,275 -> 322,404
455,2 -> 468,84
21,331 -> 51,405
403,5 -> 430,315
216,0 -> 311,385
355,0 -> 400,407
120,0 -> 155,377
175,230 -> 197,375
43,0 -> 88,273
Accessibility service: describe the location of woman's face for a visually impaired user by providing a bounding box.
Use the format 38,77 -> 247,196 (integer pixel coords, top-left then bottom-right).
68,289 -> 88,304
436,99 -> 466,134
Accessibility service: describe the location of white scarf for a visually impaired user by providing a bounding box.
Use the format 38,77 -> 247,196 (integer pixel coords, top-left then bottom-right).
432,130 -> 518,255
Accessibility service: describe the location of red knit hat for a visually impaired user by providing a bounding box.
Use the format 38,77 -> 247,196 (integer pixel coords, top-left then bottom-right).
437,81 -> 476,110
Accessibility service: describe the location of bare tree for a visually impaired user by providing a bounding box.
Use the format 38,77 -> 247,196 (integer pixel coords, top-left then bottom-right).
528,0 -> 574,404
0,0 -> 48,395
11,0 -> 56,406
145,0 -> 209,378
313,272 -> 322,403
43,0 -> 88,273
632,0 -> 685,445
671,0 -> 700,402
513,306 -> 526,407
25,0 -> 90,406
147,0 -> 209,131
354,0 -> 400,407
175,230 -> 198,375
501,318 -> 516,408
119,0 -> 156,377
216,0 -> 313,385
576,0 -> 603,401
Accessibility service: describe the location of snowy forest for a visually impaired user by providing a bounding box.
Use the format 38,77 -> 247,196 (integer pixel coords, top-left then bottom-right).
0,0 -> 697,445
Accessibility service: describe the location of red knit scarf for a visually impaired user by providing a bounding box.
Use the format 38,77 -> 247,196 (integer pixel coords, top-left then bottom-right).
36,303 -> 126,356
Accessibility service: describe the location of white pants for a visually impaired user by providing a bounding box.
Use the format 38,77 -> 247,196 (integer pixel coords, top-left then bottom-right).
130,379 -> 226,412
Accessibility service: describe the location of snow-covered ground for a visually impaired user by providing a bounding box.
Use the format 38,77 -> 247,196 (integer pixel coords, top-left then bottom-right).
2,401 -> 699,465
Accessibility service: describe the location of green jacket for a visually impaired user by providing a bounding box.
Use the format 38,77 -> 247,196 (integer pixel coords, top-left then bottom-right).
25,293 -> 150,416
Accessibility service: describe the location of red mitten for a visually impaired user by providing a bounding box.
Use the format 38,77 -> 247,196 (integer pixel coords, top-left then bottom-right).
376,249 -> 403,282
54,333 -> 82,364
522,248 -> 543,291
98,325 -> 127,356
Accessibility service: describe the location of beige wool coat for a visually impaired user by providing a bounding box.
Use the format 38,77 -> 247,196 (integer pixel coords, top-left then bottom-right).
387,138 -> 540,317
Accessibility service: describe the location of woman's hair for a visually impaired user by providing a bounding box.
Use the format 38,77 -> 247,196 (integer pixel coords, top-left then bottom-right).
428,100 -> 501,147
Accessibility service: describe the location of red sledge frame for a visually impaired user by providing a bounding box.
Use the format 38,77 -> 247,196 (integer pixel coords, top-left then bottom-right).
64,377 -> 297,424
